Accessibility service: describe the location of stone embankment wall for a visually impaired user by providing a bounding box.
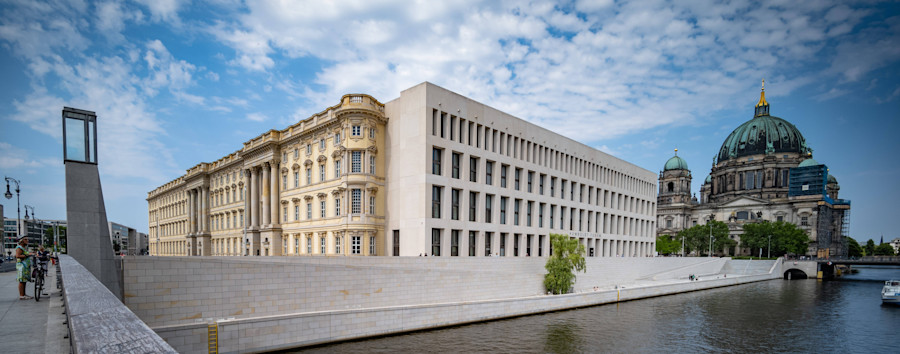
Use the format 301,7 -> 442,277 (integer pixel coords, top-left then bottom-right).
123,257 -> 780,353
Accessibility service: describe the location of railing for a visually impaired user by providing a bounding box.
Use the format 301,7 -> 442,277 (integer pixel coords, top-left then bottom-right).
59,255 -> 176,353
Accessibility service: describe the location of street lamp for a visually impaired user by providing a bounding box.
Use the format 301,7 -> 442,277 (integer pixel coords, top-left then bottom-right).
5,177 -> 22,253
768,234 -> 771,259
24,205 -> 40,246
708,214 -> 715,257
681,235 -> 685,257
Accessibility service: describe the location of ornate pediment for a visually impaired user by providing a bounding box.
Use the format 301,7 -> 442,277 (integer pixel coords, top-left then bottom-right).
280,199 -> 289,205
281,167 -> 289,174
291,197 -> 301,204
366,145 -> 378,153
292,163 -> 301,170
303,195 -> 314,201
331,187 -> 345,196
304,159 -> 313,167
317,192 -> 327,199
366,186 -> 378,195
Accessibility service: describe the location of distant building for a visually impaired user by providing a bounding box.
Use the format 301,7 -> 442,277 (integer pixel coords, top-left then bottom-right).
657,83 -> 851,257
890,238 -> 900,255
2,218 -> 66,253
147,82 -> 658,258
108,222 -> 146,255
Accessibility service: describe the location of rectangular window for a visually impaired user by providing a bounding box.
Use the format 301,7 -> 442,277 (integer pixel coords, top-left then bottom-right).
433,148 -> 442,175
538,235 -> 544,256
352,236 -> 361,254
352,125 -> 361,136
527,171 -> 533,192
369,155 -> 376,174
451,230 -> 460,257
550,177 -> 556,197
561,180 -> 566,199
319,139 -> 325,151
335,236 -> 341,254
294,172 -> 299,187
306,168 -> 312,184
432,186 -> 442,218
469,156 -> 478,182
550,206 -> 555,229
319,164 -> 325,181
432,229 -> 442,256
369,236 -> 376,255
514,199 -> 520,226
369,127 -> 376,139
320,237 -> 326,254
485,161 -> 493,185
307,144 -> 312,155
352,151 -> 362,173
335,160 -> 341,178
500,197 -> 507,224
527,201 -> 533,227
451,189 -> 460,220
469,231 -> 476,257
283,207 -> 287,222
352,189 -> 362,214
307,203 -> 312,220
335,198 -> 341,216
539,203 -> 544,227
369,196 -> 375,214
500,233 -> 506,256
500,165 -> 508,187
335,132 -> 341,144
307,236 -> 312,254
451,152 -> 460,179
294,205 -> 299,221
539,174 -> 545,195
393,230 -> 400,256
514,234 -> 519,256
485,232 -> 492,256
283,174 -> 287,189
514,168 -> 521,190
527,234 -> 533,256
320,200 -> 326,218
469,192 -> 478,222
485,194 -> 493,223
294,149 -> 299,159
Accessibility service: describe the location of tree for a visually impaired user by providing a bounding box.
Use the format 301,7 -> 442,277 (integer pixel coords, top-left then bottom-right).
873,243 -> 895,256
847,237 -> 863,258
741,221 -> 809,257
43,225 -> 66,250
675,221 -> 733,256
655,234 -> 681,255
864,239 -> 876,256
544,233 -> 586,294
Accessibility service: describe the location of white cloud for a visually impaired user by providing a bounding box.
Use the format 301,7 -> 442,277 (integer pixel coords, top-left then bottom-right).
134,0 -> 187,23
246,112 -> 267,122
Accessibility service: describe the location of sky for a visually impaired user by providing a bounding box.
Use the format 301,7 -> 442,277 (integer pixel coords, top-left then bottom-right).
1,0 -> 898,244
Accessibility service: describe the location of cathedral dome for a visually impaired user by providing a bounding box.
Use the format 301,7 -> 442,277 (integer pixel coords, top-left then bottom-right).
664,150 -> 689,171
827,174 -> 837,184
705,175 -> 711,184
717,84 -> 810,163
798,158 -> 819,167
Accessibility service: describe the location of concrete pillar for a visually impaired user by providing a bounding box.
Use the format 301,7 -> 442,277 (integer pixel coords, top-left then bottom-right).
270,161 -> 279,226
262,163 -> 270,227
250,167 -> 259,229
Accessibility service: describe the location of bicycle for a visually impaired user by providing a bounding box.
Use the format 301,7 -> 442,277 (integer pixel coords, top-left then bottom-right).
31,255 -> 48,302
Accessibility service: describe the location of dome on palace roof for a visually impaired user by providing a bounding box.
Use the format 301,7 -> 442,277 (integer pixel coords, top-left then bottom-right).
705,175 -> 711,184
798,158 -> 819,167
664,150 -> 689,171
827,174 -> 837,184
717,84 -> 811,163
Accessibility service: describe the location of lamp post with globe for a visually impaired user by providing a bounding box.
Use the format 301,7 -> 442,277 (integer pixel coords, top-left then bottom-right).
5,177 -> 22,257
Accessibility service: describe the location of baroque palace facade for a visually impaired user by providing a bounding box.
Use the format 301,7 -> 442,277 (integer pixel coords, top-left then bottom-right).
148,82 -> 658,258
657,83 -> 850,257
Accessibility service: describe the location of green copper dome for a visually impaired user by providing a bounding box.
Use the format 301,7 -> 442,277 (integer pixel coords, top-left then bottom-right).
717,88 -> 811,162
705,175 -> 711,184
798,158 -> 819,167
827,174 -> 837,184
664,155 -> 689,171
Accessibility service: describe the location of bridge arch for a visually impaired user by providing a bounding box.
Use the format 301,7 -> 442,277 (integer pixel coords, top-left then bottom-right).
783,268 -> 808,280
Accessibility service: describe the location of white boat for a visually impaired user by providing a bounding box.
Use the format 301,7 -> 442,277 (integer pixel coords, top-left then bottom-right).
883,280 -> 900,304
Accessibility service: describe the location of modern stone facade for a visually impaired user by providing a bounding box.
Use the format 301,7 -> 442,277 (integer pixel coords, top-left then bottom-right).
148,82 -> 657,257
657,84 -> 851,257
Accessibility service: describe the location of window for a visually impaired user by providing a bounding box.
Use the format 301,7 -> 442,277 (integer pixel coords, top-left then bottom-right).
352,151 -> 362,173
500,165 -> 508,187
500,197 -> 507,224
539,203 -> 544,227
469,156 -> 478,182
469,231 -> 477,256
320,164 -> 325,181
369,236 -> 376,255
776,215 -> 784,222
469,192 -> 477,222
538,235 -> 543,256
550,177 -> 556,197
283,207 -> 287,222
527,201 -> 533,227
561,180 -> 566,199
514,234 -> 519,256
352,125 -> 361,136
514,199 -> 520,226
307,144 -> 312,155
432,148 -> 442,175
307,203 -> 312,220
369,155 -> 376,174
294,148 -> 299,159
369,127 -> 376,138
451,152 -> 460,179
320,139 -> 325,151
352,189 -> 362,214
335,160 -> 341,178
306,168 -> 312,184
801,216 -> 808,226
539,175 -> 545,195
294,172 -> 299,187
431,229 -> 441,256
307,236 -> 312,254
294,205 -> 299,221
527,172 -> 533,192
485,161 -> 493,185
335,132 -> 341,144
320,201 -> 326,218
666,219 -> 672,228
295,238 -> 299,253
485,232 -> 493,256
369,196 -> 375,214
283,174 -> 287,189
352,236 -> 361,254
451,189 -> 460,220
527,234 -> 532,256
485,194 -> 493,223
320,236 -> 326,254
432,186 -> 442,218
335,236 -> 342,254
393,230 -> 400,256
451,230 -> 460,257
514,168 -> 521,190
335,198 -> 341,216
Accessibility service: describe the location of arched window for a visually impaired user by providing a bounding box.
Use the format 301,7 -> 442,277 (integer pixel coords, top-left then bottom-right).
667,182 -> 674,192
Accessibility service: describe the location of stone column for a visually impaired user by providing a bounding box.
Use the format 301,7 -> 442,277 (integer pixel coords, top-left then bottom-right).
261,162 -> 270,227
250,167 -> 259,229
187,189 -> 195,234
270,161 -> 279,226
201,185 -> 209,233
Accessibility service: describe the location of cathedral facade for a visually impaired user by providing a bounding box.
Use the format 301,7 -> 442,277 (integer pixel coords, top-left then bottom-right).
657,84 -> 850,257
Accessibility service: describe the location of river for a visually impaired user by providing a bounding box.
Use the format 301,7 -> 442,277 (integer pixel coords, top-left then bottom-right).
290,265 -> 899,353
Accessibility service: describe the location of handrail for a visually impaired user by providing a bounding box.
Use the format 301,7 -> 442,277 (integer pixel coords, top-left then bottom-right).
59,255 -> 176,353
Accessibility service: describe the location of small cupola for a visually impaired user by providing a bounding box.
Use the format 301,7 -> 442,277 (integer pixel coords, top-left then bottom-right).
754,79 -> 769,117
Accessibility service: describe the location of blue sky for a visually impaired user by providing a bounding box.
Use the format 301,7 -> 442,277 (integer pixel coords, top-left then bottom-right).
1,0 -> 898,244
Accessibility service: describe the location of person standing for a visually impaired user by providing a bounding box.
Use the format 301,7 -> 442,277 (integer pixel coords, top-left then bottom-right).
15,237 -> 32,300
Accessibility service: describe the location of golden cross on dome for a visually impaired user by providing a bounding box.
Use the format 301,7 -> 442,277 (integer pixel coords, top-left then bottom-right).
674,148 -> 678,155
762,78 -> 765,91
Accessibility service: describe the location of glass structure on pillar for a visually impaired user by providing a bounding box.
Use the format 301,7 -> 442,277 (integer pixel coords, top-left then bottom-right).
62,107 -> 98,164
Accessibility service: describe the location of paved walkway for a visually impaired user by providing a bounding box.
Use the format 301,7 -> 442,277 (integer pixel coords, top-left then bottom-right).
0,264 -> 70,353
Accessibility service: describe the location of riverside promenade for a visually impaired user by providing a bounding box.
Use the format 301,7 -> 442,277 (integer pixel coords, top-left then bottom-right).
0,265 -> 70,353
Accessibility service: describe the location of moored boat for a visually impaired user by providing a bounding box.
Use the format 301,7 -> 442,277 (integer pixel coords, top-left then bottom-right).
883,280 -> 900,304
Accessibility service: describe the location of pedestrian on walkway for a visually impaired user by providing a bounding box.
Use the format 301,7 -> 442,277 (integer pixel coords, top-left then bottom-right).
15,237 -> 32,300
